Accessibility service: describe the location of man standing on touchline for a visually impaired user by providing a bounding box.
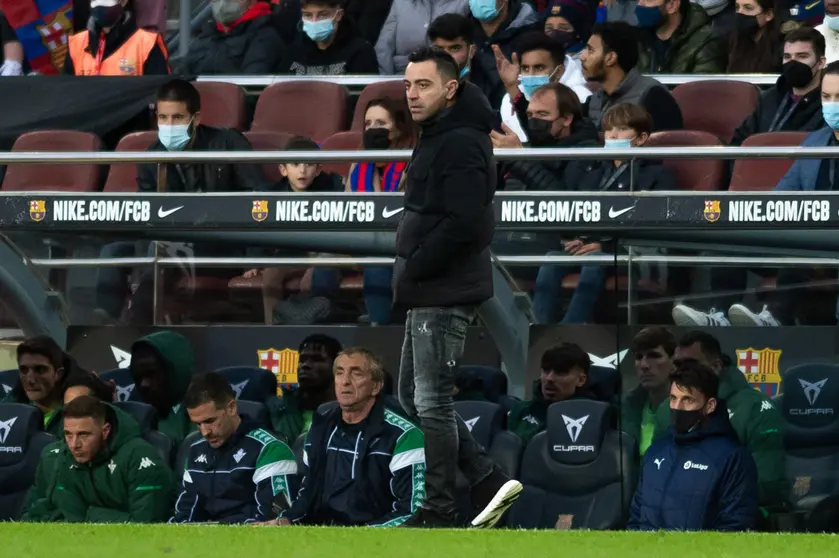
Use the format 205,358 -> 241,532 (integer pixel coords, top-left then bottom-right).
395,46 -> 523,528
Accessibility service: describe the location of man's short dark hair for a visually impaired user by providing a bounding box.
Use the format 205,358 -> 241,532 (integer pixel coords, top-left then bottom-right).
670,360 -> 719,400
541,343 -> 591,375
428,13 -> 473,44
184,372 -> 235,410
591,22 -> 638,74
785,26 -> 826,60
678,330 -> 723,361
17,335 -> 65,370
517,31 -> 566,67
301,0 -> 342,7
533,82 -> 583,120
299,334 -> 343,362
824,60 -> 839,81
632,326 -> 676,357
602,102 -> 653,136
407,46 -> 459,82
285,136 -> 320,151
65,371 -> 116,402
156,79 -> 201,114
63,395 -> 108,423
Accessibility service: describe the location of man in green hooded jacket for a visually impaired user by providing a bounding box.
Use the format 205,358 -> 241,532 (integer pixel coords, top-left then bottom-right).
52,396 -> 173,523
130,331 -> 196,444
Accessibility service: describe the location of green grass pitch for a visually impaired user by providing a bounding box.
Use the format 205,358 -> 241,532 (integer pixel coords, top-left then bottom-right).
4,524 -> 839,558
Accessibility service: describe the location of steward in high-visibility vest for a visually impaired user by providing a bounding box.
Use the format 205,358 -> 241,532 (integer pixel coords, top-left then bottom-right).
63,0 -> 168,76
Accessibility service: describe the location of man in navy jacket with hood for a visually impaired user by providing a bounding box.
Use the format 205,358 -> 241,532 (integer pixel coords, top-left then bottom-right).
628,360 -> 758,531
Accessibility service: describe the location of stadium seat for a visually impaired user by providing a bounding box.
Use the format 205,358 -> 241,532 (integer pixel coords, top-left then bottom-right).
0,369 -> 17,398
243,130 -> 294,183
100,368 -> 140,402
0,403 -> 55,520
320,130 -> 362,178
646,130 -> 725,190
135,0 -> 168,32
192,81 -> 248,131
455,365 -> 508,403
586,365 -> 621,406
103,131 -> 158,192
671,80 -> 759,143
113,401 -> 174,464
2,131 -> 103,191
507,399 -> 637,529
351,81 -> 406,131
251,82 -> 349,142
454,400 -> 523,480
780,364 -> 839,516
236,400 -> 271,430
215,366 -> 278,402
729,131 -> 809,191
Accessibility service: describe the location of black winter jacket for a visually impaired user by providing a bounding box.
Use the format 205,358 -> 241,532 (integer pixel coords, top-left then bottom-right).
138,125 -> 270,192
572,158 -> 677,192
284,397 -> 425,526
172,420 -> 299,523
182,16 -> 285,75
731,77 -> 823,146
394,81 -> 497,309
278,18 -> 378,75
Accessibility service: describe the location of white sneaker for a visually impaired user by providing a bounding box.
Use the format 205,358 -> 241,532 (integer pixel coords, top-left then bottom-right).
672,305 -> 731,326
470,479 -> 523,529
728,304 -> 780,327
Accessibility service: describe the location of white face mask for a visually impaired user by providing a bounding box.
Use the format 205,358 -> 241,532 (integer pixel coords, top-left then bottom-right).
826,14 -> 839,32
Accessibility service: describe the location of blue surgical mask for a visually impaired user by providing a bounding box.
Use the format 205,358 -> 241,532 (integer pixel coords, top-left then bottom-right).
158,120 -> 193,151
604,138 -> 633,149
303,17 -> 334,42
634,4 -> 663,28
826,14 -> 839,32
470,0 -> 501,21
823,102 -> 839,130
519,74 -> 551,101
459,65 -> 470,79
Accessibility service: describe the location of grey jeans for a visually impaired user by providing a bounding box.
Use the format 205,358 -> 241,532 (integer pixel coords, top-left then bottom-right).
398,306 -> 495,516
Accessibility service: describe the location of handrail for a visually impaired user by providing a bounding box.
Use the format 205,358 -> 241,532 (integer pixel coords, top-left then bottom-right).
195,73 -> 780,87
0,145 -> 834,164
26,255 -> 839,268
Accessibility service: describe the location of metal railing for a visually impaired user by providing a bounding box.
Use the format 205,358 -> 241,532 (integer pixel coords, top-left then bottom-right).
195,73 -> 781,88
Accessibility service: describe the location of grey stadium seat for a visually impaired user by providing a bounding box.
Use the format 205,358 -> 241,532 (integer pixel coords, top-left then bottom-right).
0,403 -> 55,520
100,368 -> 140,402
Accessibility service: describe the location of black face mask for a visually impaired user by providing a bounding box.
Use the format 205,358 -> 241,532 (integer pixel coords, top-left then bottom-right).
782,60 -> 814,89
92,5 -> 124,28
527,117 -> 558,146
548,30 -> 576,48
670,408 -> 705,434
362,128 -> 391,150
734,13 -> 759,35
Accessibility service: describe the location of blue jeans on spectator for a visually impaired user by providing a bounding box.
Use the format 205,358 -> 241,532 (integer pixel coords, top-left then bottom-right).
310,266 -> 393,324
532,251 -> 609,324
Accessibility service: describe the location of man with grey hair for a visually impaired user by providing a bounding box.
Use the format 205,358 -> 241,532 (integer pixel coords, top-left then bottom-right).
264,348 -> 426,526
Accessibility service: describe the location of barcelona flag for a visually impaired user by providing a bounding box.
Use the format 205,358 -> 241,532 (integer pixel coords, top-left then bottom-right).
0,0 -> 73,75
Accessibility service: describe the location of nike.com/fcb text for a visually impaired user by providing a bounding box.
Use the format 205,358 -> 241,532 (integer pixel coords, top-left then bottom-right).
52,200 -> 152,222
500,200 -> 602,223
728,200 -> 830,222
275,200 -> 376,223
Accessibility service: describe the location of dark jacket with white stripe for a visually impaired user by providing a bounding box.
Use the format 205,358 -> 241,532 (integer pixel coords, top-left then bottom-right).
283,397 -> 425,526
171,418 -> 298,523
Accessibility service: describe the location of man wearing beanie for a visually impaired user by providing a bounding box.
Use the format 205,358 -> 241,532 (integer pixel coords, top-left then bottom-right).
544,0 -> 597,57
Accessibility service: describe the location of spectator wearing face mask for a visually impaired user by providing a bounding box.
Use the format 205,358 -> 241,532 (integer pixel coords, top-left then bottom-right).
375,0 -> 469,75
634,0 -> 724,73
278,0 -> 378,75
731,27 -> 825,146
64,0 -> 168,75
726,0 -> 783,73
180,0 -> 285,74
492,31 -> 590,142
816,0 -> 839,62
543,0 -> 596,58
428,13 -> 478,80
529,102 -> 675,324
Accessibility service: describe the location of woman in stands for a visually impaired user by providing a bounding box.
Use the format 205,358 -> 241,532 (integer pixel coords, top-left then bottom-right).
346,97 -> 415,324
1,336 -> 77,437
726,0 -> 783,73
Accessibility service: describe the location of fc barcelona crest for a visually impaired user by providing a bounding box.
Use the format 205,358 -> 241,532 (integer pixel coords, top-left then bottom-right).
252,200 -> 269,222
704,200 -> 720,223
29,200 -> 46,222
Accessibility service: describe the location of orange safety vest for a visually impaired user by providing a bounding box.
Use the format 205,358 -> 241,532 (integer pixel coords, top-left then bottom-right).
67,28 -> 164,76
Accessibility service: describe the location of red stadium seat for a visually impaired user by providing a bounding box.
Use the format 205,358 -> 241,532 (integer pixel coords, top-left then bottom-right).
244,131 -> 294,184
671,80 -> 759,143
135,0 -> 168,32
320,131 -> 362,179
646,130 -> 725,191
351,81 -> 406,131
104,132 -> 158,192
729,131 -> 808,191
251,82 -> 349,142
2,131 -> 103,191
192,81 -> 247,131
